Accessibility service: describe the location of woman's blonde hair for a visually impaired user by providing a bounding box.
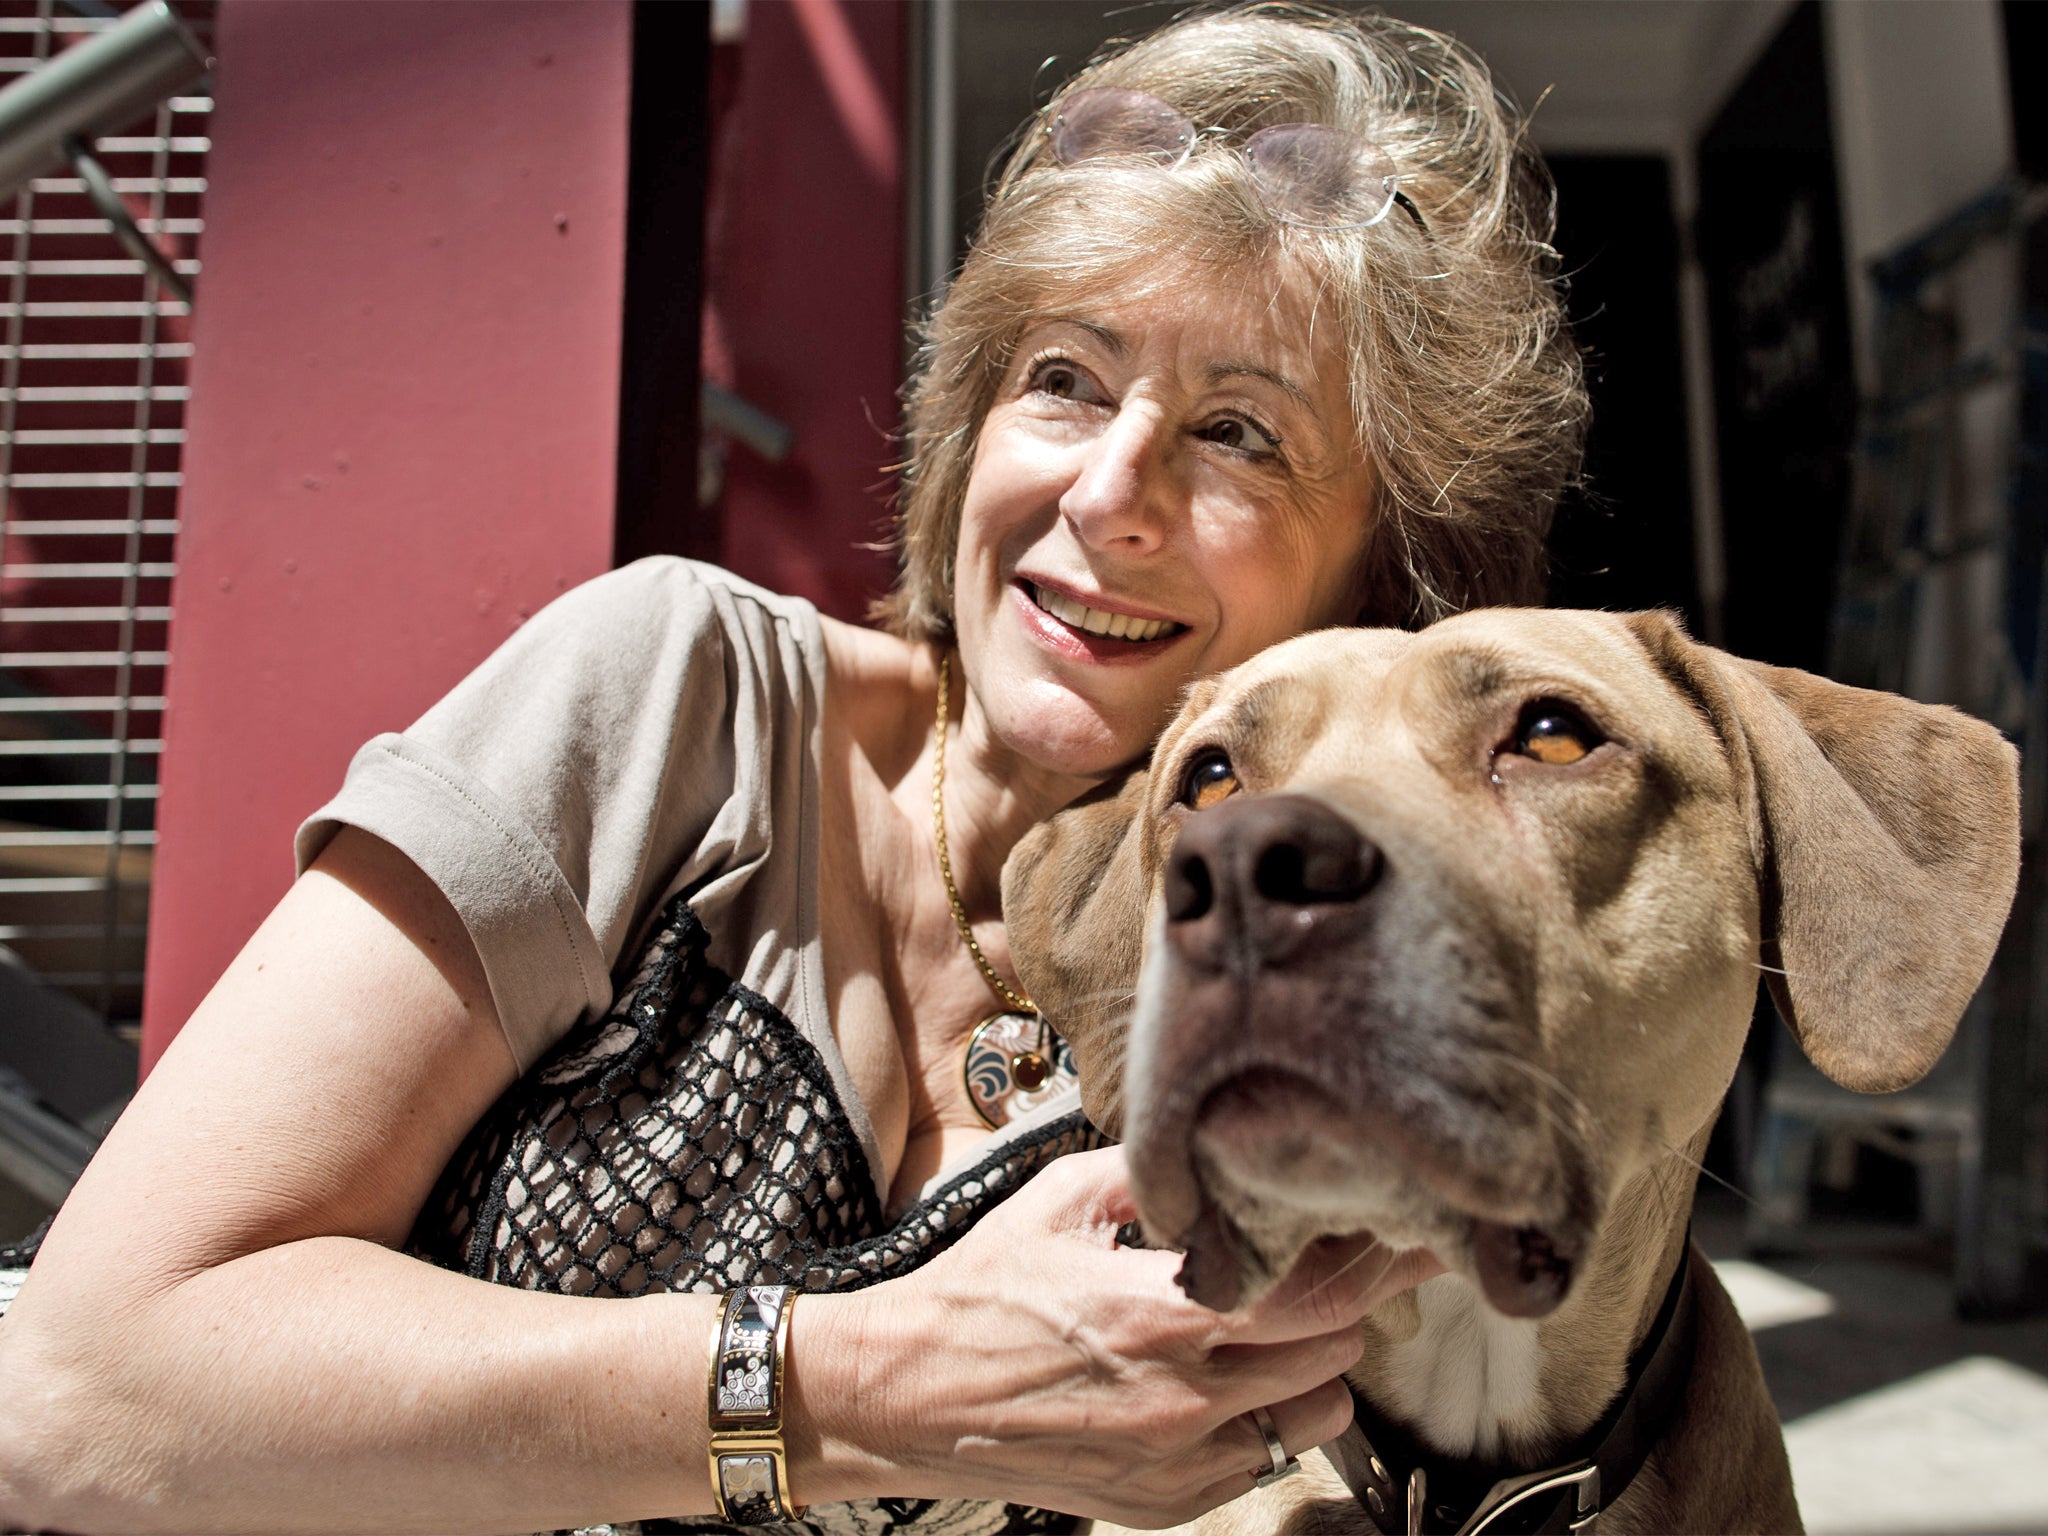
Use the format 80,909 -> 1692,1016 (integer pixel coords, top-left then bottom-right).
878,2 -> 1588,639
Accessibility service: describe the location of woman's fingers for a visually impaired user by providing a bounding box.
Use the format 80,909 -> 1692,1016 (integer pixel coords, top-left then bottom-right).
1026,1148 -> 1445,1324
1021,1143 -> 1147,1236
1235,1376 -> 1355,1471
861,1148 -> 1437,1526
1222,1232 -> 1446,1345
1111,1380 -> 1355,1528
1208,1325 -> 1364,1414
1351,1238 -> 1449,1309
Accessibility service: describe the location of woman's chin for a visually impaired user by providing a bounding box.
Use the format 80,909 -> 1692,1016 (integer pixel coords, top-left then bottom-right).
979,674 -> 1172,784
954,588 -> 1199,782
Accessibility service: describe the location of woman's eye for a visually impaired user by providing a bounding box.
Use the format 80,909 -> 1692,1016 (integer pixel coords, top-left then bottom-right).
1179,747 -> 1241,809
1198,414 -> 1281,457
1513,702 -> 1602,766
1026,356 -> 1098,403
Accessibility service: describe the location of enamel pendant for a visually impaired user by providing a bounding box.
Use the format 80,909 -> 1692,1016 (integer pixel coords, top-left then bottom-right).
963,1010 -> 1079,1128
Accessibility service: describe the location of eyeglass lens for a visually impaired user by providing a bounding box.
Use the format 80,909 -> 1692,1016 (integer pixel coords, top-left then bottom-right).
1050,88 -> 1195,165
1048,89 -> 1401,232
1244,124 -> 1399,230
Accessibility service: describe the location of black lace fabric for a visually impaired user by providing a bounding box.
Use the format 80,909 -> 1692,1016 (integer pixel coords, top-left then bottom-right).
413,897 -> 882,1294
411,892 -> 1105,1536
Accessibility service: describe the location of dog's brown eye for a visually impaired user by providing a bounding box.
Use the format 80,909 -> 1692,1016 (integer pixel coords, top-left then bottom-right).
1516,704 -> 1600,766
1180,748 -> 1240,810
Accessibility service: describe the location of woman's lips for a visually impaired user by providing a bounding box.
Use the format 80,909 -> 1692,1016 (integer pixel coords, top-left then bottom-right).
1012,581 -> 1191,663
1026,581 -> 1185,642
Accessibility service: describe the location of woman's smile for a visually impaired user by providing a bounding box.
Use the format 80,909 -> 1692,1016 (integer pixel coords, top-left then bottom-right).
1014,578 -> 1192,659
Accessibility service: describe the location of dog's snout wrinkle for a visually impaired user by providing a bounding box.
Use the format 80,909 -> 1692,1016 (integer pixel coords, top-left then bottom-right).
1164,793 -> 1383,970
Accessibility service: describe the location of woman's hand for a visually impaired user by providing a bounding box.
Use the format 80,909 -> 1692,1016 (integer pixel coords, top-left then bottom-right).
789,1145 -> 1443,1527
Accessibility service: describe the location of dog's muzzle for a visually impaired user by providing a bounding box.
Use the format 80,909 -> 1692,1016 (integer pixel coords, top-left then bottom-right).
1127,791 -> 1586,1318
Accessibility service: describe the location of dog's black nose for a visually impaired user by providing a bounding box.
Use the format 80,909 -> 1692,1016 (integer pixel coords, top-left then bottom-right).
1164,793 -> 1382,968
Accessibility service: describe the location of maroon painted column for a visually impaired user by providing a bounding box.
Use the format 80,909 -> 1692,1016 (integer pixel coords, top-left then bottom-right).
142,1 -> 631,1069
706,0 -> 907,623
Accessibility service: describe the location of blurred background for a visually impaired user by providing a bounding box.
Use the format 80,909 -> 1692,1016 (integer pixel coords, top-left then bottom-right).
0,2 -> 2042,1528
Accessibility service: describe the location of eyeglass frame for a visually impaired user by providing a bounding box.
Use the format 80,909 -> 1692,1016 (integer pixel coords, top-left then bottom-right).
1044,87 -> 1430,237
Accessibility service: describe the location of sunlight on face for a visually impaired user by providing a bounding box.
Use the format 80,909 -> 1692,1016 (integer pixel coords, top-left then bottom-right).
953,258 -> 1376,777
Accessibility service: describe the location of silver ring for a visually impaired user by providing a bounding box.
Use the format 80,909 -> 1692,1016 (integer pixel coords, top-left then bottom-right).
1249,1404 -> 1299,1488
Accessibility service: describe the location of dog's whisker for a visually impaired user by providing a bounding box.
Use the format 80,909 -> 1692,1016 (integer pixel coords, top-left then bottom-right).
1305,1235 -> 1380,1293
1490,1054 -> 1590,1118
1648,1156 -> 1690,1232
1485,1053 -> 1769,1217
1064,988 -> 1137,1016
1630,1123 -> 1768,1217
1362,1241 -> 1406,1296
1654,1136 -> 1765,1215
1301,1234 -> 1395,1305
1487,1054 -> 1600,1166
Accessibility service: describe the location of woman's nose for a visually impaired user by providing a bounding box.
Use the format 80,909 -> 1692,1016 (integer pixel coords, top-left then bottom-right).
1058,404 -> 1179,553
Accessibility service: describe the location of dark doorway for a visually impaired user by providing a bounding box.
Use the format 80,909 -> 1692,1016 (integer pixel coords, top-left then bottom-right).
1546,155 -> 1699,627
2006,0 -> 2048,186
1695,0 -> 1857,675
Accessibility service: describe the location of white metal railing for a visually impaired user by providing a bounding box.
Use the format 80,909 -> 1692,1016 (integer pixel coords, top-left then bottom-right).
0,0 -> 208,1024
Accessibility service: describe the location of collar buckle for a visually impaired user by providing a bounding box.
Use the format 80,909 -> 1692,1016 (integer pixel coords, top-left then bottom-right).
1453,1459 -> 1600,1536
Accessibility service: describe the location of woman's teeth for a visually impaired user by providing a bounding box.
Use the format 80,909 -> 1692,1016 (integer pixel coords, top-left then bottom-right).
1031,584 -> 1181,642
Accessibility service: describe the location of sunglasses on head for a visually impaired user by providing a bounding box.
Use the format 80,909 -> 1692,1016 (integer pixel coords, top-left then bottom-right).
1048,88 -> 1429,236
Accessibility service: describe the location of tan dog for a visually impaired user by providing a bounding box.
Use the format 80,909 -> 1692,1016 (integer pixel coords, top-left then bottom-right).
1002,611 -> 2020,1536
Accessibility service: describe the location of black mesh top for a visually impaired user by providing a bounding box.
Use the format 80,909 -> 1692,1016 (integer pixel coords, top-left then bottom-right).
411,891 -> 1108,1536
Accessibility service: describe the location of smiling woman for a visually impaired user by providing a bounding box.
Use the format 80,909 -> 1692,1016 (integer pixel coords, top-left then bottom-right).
0,7 -> 1577,1535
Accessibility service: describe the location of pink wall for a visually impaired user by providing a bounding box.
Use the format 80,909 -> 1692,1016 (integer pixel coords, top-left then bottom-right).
706,0 -> 906,623
142,1 -> 632,1068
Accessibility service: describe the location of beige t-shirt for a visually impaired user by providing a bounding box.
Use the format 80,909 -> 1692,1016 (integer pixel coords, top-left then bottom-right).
296,558 -> 881,1179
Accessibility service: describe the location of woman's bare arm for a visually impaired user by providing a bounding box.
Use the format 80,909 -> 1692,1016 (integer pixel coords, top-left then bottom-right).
0,829 -> 1426,1535
0,828 -> 753,1534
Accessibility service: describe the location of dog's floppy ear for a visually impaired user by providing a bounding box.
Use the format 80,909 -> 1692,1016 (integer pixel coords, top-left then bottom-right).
1627,612 -> 2020,1092
1002,767 -> 1155,1135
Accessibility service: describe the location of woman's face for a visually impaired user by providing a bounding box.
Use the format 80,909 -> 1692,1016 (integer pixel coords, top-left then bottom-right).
953,262 -> 1375,778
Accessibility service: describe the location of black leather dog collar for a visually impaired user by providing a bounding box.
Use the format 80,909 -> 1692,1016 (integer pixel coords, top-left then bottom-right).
1326,1232 -> 1699,1536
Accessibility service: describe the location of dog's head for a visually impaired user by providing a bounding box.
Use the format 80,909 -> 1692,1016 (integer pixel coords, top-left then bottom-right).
1003,611 -> 2019,1317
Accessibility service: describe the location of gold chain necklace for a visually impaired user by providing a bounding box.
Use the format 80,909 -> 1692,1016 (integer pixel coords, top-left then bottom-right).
933,651 -> 1076,1127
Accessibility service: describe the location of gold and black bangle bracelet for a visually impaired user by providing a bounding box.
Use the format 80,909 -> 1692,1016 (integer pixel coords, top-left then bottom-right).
706,1286 -> 806,1524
